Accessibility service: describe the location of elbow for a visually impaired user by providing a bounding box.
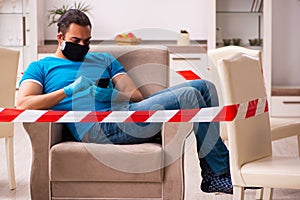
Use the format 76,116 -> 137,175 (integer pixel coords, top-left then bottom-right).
16,100 -> 32,110
16,102 -> 27,110
131,93 -> 144,102
16,101 -> 23,109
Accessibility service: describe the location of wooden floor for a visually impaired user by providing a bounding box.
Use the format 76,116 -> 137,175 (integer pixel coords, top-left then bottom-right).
0,122 -> 299,200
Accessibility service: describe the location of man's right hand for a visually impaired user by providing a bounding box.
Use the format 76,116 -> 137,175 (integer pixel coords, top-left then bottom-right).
63,76 -> 94,97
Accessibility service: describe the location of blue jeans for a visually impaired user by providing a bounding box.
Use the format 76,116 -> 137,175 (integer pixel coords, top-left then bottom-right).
83,80 -> 229,176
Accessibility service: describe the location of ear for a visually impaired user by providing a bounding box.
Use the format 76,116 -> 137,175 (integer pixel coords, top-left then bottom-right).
56,32 -> 63,43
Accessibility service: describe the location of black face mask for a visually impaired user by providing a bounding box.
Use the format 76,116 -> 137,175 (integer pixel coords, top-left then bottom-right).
60,41 -> 90,62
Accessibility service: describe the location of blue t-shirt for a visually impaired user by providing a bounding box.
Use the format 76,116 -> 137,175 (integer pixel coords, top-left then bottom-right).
20,52 -> 126,141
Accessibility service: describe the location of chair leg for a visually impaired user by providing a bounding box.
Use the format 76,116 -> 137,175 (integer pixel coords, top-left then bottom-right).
297,134 -> 300,157
233,186 -> 245,200
255,188 -> 263,200
6,136 -> 16,190
262,188 -> 273,200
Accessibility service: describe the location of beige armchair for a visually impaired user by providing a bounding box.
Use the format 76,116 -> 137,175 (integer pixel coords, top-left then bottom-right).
217,53 -> 300,199
0,46 -> 19,190
23,46 -> 194,200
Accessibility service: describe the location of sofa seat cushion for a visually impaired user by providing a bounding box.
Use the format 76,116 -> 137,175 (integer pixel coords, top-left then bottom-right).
50,142 -> 163,182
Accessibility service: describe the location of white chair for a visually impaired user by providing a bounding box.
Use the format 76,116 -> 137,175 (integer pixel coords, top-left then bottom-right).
208,46 -> 300,145
217,52 -> 300,200
208,46 -> 263,141
0,46 -> 19,189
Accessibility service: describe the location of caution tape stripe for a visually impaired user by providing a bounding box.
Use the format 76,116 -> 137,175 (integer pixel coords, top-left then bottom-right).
0,97 -> 268,123
56,111 -> 90,123
12,109 -> 46,122
256,98 -> 267,116
191,107 -> 222,122
146,110 -> 178,123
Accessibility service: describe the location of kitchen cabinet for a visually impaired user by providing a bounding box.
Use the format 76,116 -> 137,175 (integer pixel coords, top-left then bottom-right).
0,0 -> 37,85
169,52 -> 210,86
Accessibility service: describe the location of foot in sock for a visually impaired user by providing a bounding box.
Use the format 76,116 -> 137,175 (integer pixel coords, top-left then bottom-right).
200,171 -> 262,194
201,170 -> 233,194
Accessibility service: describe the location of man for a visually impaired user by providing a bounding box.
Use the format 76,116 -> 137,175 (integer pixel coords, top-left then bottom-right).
17,9 -> 232,194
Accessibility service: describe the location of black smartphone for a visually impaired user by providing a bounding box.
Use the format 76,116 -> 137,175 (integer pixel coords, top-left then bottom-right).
96,78 -> 110,88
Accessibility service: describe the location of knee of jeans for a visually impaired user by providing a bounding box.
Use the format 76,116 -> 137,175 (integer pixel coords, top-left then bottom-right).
182,87 -> 199,97
199,80 -> 218,101
189,80 -> 216,92
179,87 -> 202,108
204,80 -> 217,92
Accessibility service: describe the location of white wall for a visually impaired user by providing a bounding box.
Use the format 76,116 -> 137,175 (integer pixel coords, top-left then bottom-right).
272,0 -> 300,87
43,0 -> 209,41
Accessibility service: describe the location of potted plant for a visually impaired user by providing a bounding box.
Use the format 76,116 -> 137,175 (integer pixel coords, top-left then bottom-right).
48,1 -> 91,26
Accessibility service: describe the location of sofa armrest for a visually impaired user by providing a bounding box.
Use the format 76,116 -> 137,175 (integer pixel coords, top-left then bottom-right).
162,122 -> 194,200
49,123 -> 64,147
23,122 -> 64,200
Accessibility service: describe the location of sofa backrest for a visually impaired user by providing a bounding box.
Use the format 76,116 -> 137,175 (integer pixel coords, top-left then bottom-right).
92,46 -> 169,97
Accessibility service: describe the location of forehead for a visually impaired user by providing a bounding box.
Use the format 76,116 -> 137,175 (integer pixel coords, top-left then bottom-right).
65,23 -> 91,39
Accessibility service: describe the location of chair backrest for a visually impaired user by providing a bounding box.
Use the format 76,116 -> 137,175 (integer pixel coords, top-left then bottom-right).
208,46 -> 262,70
217,53 -> 272,185
92,46 -> 169,98
0,47 -> 19,107
208,46 -> 263,99
207,46 -> 263,141
0,47 -> 19,138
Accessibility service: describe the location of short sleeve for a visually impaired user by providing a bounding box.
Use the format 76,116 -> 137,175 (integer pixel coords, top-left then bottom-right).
19,61 -> 44,87
105,53 -> 126,78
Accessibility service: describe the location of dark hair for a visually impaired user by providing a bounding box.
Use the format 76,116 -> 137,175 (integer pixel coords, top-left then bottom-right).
57,9 -> 92,34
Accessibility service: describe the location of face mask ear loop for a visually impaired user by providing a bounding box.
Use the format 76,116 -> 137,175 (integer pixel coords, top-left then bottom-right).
60,40 -> 66,51
59,33 -> 66,50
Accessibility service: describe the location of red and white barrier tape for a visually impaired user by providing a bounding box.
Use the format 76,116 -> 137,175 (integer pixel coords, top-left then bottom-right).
0,97 -> 268,123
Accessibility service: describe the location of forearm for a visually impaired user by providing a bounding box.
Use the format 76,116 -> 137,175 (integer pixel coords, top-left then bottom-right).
116,89 -> 144,102
113,74 -> 144,102
17,89 -> 66,110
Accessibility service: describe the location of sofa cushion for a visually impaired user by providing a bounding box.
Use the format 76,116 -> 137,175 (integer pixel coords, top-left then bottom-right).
50,141 -> 163,182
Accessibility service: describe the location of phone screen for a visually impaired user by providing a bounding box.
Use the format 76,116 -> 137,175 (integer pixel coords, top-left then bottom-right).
96,78 -> 110,88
